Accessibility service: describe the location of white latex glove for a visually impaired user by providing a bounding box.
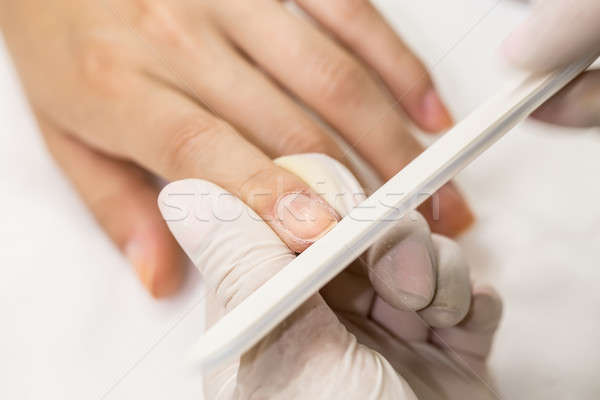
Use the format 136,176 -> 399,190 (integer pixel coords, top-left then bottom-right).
503,0 -> 600,127
158,154 -> 502,399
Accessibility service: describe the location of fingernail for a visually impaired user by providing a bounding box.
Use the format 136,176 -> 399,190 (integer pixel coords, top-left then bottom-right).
276,192 -> 338,242
420,89 -> 454,132
421,182 -> 475,237
125,238 -> 156,295
373,240 -> 434,310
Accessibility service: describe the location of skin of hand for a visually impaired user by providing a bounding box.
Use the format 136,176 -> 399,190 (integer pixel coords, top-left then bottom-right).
0,0 -> 474,297
503,0 -> 600,127
158,154 -> 502,399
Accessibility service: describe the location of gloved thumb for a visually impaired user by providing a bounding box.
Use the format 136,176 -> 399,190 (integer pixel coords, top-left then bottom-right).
503,0 -> 600,71
158,158 -> 418,399
158,178 -> 295,314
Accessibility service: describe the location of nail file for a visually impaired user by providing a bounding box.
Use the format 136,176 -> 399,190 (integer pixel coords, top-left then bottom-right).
191,54 -> 598,369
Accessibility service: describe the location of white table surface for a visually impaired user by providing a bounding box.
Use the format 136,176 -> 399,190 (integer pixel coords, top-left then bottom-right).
2,1 -> 600,398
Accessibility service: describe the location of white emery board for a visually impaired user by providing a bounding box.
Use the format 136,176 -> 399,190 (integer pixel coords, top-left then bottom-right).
191,54 -> 599,369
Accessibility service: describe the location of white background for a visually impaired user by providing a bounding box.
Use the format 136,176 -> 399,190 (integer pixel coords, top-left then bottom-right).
2,0 -> 600,398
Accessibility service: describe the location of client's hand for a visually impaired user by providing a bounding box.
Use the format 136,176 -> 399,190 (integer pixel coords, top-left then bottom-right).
159,154 -> 501,399
503,0 -> 600,127
0,0 -> 473,297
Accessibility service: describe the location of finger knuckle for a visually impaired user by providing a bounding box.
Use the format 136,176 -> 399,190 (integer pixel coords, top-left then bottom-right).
237,164 -> 281,206
76,34 -> 129,95
313,56 -> 367,106
164,117 -> 225,175
277,128 -> 337,157
133,0 -> 190,48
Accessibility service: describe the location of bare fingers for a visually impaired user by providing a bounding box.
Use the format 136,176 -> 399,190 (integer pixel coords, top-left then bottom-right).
213,0 -> 473,236
38,114 -> 186,297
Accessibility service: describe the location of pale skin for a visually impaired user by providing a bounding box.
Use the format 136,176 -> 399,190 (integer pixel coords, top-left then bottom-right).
0,0 -> 474,297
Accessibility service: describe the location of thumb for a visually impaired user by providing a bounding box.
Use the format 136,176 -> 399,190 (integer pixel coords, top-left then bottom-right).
158,179 -> 295,312
159,179 -> 298,400
503,0 -> 600,71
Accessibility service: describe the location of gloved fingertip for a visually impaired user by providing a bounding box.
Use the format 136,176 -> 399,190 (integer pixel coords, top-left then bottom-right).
370,239 -> 435,311
459,286 -> 503,333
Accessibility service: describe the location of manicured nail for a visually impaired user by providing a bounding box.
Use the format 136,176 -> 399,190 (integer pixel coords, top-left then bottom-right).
125,238 -> 156,295
420,89 -> 454,132
276,192 -> 338,242
373,239 -> 434,310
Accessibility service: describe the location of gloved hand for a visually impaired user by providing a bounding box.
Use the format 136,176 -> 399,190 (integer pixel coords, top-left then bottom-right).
503,0 -> 600,127
159,154 -> 502,399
